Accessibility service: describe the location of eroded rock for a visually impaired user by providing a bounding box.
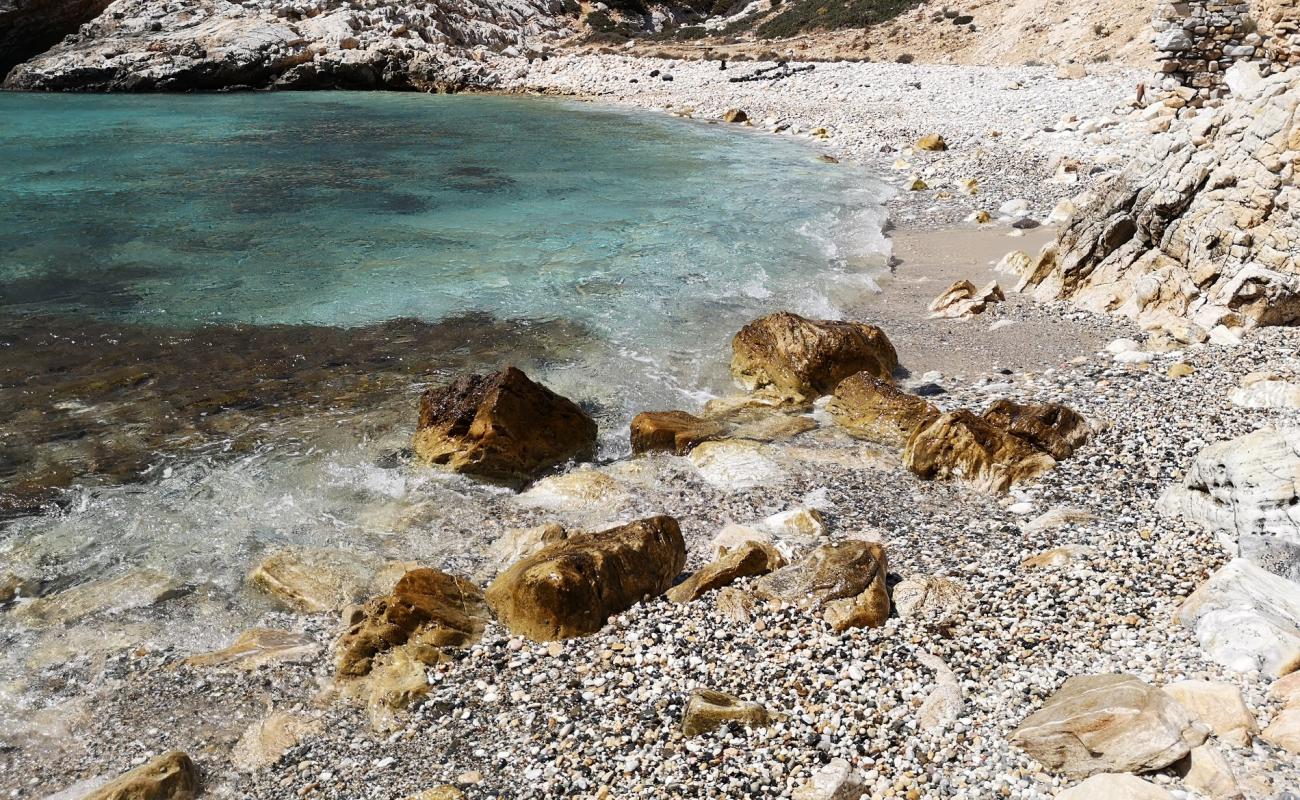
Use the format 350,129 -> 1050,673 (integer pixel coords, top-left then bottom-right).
486,516 -> 685,641
665,541 -> 785,604
904,409 -> 1057,493
81,751 -> 198,800
730,312 -> 897,399
1055,773 -> 1173,800
629,410 -> 726,455
1010,673 -> 1208,778
827,372 -> 937,448
982,399 -> 1090,460
754,541 -> 889,632
1178,558 -> 1300,677
185,628 -> 319,671
1163,681 -> 1257,748
681,689 -> 769,736
413,367 -> 597,483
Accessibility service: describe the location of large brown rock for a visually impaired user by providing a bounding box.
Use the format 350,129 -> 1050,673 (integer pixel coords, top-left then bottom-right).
665,540 -> 785,604
336,568 -> 487,679
413,367 -> 597,483
1010,674 -> 1209,778
81,751 -> 198,800
904,409 -> 1057,493
754,541 -> 889,631
982,399 -> 1090,460
730,312 -> 898,399
630,411 -> 726,455
486,516 -> 685,641
827,372 -> 938,447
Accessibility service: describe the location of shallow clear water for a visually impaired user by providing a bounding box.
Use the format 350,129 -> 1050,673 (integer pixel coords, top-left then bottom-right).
1,91 -> 889,411
0,92 -> 890,710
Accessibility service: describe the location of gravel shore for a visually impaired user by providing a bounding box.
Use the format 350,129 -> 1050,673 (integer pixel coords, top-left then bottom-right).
509,56 -> 1151,226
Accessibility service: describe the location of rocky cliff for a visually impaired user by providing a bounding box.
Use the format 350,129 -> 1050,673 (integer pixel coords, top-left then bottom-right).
0,0 -> 113,78
1017,66 -> 1300,334
3,0 -> 574,91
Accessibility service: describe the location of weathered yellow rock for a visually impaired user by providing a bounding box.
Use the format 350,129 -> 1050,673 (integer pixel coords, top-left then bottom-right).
755,541 -> 889,631
905,410 -> 1057,493
666,541 -> 785,604
827,372 -> 937,448
722,108 -> 748,123
81,751 -> 198,800
681,689 -> 770,736
486,516 -> 685,641
916,133 -> 948,151
231,712 -> 322,771
982,398 -> 1090,460
1168,362 -> 1196,378
629,410 -> 726,455
730,311 -> 897,399
1163,680 -> 1257,748
249,548 -> 378,614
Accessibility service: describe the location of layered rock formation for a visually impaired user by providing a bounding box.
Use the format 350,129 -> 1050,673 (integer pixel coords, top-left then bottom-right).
3,0 -> 573,91
1016,67 -> 1300,331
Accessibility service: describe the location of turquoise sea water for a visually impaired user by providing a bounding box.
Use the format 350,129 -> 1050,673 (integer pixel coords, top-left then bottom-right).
0,91 -> 889,408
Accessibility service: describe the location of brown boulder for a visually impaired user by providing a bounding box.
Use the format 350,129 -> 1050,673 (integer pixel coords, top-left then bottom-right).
336,568 -> 487,679
486,516 -> 685,641
630,411 -> 726,455
982,399 -> 1090,460
413,367 -> 597,483
82,751 -> 198,800
754,541 -> 890,631
904,409 -> 1057,493
722,108 -> 748,123
730,312 -> 898,399
681,689 -> 770,736
827,372 -> 938,447
665,540 -> 785,604
1010,674 -> 1208,778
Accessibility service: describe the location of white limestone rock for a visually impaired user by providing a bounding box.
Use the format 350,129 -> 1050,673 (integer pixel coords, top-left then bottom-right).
1178,558 -> 1300,678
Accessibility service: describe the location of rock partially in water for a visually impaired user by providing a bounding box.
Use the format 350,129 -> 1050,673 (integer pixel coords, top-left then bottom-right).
248,548 -> 383,614
1178,558 -> 1300,678
665,540 -> 785,604
730,312 -> 897,399
904,409 -> 1056,493
629,410 -> 726,455
413,367 -> 597,484
681,689 -> 769,736
184,628 -> 319,671
13,568 -> 185,627
754,541 -> 889,632
80,750 -> 198,800
687,440 -> 786,491
1010,674 -> 1208,777
486,516 -> 685,641
230,711 -> 322,772
827,372 -> 937,448
516,469 -> 629,511
336,568 -> 487,679
981,399 -> 1090,460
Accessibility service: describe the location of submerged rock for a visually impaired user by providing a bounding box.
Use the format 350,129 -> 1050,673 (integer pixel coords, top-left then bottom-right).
231,712 -> 322,772
681,689 -> 769,736
754,541 -> 889,632
486,516 -> 685,641
414,367 -> 597,483
904,409 -> 1056,493
687,440 -> 786,491
13,568 -> 184,627
185,628 -> 319,671
827,372 -> 937,448
485,524 -> 569,575
730,312 -> 897,399
336,568 -> 487,679
249,548 -> 382,614
1010,674 -> 1208,777
80,750 -> 198,800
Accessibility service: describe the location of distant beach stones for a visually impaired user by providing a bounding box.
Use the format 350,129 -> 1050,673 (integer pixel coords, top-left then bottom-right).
413,366 -> 596,483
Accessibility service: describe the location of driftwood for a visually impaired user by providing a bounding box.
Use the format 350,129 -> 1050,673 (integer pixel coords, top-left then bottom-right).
728,62 -> 816,83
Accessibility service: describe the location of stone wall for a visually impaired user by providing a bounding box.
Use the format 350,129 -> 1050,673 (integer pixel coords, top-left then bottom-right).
1153,0 -> 1300,103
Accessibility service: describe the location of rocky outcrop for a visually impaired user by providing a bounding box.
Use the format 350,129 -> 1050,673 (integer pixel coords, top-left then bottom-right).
665,540 -> 785,604
82,751 -> 198,800
414,367 -> 597,484
680,689 -> 770,736
336,568 -> 487,679
1178,558 -> 1300,677
1159,427 -> 1300,570
904,409 -> 1057,493
0,0 -> 112,78
1010,674 -> 1208,778
826,372 -> 937,448
486,516 -> 685,641
730,312 -> 898,399
1015,68 -> 1300,330
4,0 -> 574,91
754,540 -> 890,632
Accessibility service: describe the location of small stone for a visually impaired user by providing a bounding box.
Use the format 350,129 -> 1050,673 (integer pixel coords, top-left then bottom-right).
681,689 -> 769,736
